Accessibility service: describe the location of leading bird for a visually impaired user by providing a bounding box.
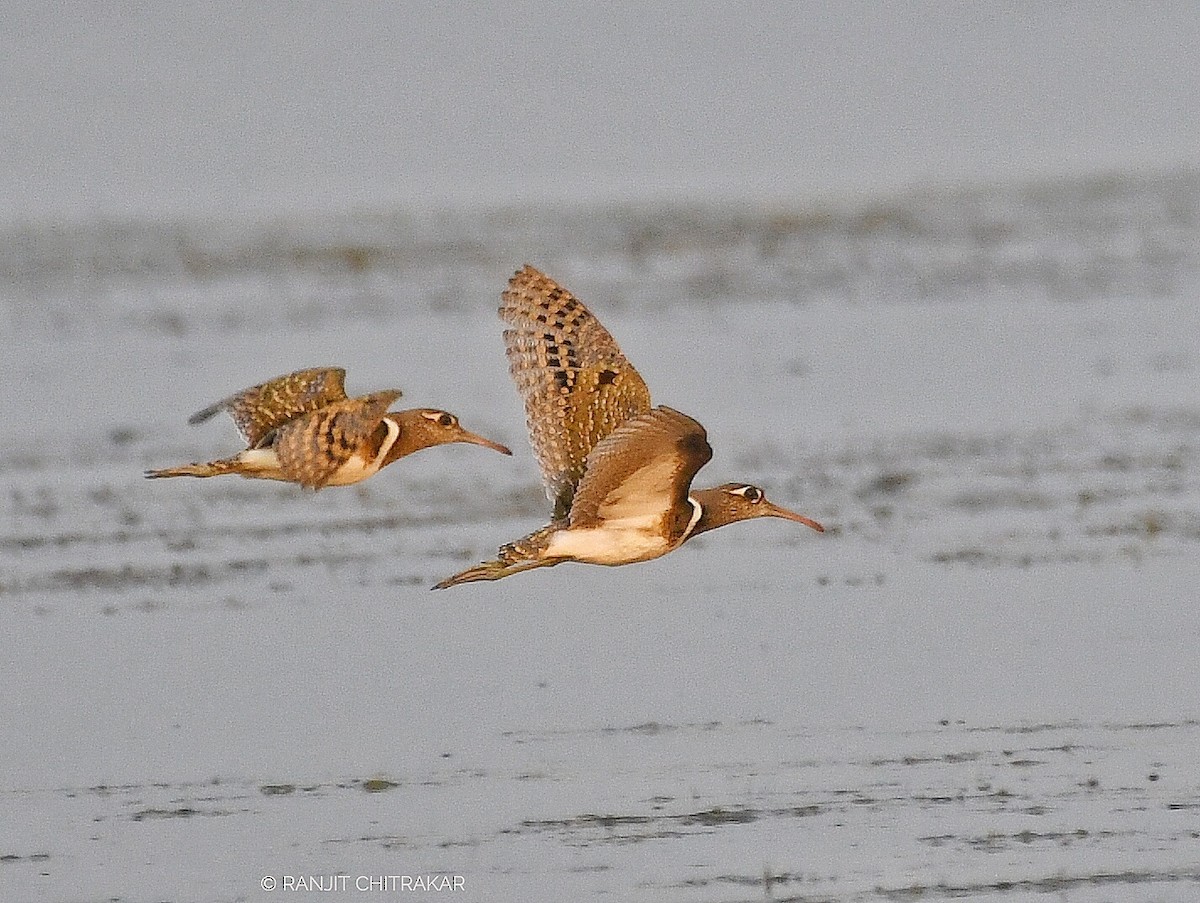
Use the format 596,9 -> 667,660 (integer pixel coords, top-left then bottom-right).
146,367 -> 511,489
434,266 -> 823,589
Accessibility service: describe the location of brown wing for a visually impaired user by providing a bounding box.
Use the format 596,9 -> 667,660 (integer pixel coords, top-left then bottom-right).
272,390 -> 402,489
188,367 -> 352,448
568,406 -> 712,530
500,265 -> 652,518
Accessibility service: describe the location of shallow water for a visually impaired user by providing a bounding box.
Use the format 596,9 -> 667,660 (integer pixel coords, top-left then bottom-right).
3,172 -> 1200,902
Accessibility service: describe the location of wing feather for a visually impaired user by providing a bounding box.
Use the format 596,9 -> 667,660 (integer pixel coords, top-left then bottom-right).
189,367 -> 351,448
500,266 -> 651,518
568,406 -> 712,531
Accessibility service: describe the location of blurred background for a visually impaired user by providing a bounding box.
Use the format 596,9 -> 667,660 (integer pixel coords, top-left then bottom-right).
3,1 -> 1197,221
3,4 -> 1200,901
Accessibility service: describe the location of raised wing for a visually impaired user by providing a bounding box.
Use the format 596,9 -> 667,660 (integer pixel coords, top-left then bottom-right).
568,406 -> 712,532
189,367 -> 352,448
272,390 -> 402,489
500,265 -> 652,518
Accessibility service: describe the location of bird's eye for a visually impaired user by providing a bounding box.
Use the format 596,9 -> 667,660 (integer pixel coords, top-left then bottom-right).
438,413 -> 454,427
740,486 -> 763,503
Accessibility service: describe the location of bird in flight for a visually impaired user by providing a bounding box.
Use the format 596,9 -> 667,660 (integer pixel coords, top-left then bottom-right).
434,266 -> 822,588
146,367 -> 510,489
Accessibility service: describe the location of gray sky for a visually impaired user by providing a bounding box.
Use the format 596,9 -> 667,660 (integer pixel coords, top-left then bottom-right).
3,1 -> 1197,221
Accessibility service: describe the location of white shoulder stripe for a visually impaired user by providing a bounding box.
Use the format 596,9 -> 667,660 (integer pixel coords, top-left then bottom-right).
371,418 -> 401,470
680,496 -> 703,543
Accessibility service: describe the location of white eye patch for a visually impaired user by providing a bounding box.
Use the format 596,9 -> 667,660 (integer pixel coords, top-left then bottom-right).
731,485 -> 763,503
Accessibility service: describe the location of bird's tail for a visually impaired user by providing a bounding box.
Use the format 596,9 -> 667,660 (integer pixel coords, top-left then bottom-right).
144,456 -> 245,480
432,525 -> 563,589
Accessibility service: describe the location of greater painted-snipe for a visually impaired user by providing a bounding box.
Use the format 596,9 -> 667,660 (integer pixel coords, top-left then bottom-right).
147,367 -> 511,489
434,266 -> 822,588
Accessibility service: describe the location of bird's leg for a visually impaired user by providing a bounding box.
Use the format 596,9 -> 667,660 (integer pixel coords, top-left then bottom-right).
432,523 -> 565,590
431,555 -> 564,589
145,447 -> 286,482
144,455 -> 248,480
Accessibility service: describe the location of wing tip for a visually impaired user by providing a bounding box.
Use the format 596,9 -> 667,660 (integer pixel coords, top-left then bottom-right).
187,401 -> 225,425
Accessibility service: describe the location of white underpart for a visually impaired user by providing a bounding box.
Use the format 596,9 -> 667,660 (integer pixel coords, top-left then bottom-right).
545,497 -> 703,565
321,455 -> 374,486
234,447 -> 285,477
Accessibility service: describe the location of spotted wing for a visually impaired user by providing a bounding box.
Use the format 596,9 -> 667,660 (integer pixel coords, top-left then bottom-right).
501,265 -> 652,519
188,367 -> 354,448
568,406 -> 712,533
272,390 -> 401,489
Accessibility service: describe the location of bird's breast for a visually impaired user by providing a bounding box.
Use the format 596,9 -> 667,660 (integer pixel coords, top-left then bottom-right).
319,419 -> 398,486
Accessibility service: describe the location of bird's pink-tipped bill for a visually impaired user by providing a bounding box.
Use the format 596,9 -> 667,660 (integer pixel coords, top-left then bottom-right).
764,501 -> 825,533
458,430 -> 513,456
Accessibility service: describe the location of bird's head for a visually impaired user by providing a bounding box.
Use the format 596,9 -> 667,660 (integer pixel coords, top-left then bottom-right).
383,409 -> 512,464
691,482 -> 824,536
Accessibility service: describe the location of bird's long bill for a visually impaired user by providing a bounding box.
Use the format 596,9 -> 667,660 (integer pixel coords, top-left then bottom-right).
458,429 -> 513,456
764,501 -> 825,533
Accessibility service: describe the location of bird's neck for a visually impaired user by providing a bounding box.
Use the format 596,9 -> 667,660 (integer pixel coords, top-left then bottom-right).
376,412 -> 438,467
686,489 -> 726,538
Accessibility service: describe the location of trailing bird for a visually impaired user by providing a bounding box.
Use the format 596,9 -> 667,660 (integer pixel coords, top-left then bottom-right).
433,266 -> 822,588
146,367 -> 511,489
